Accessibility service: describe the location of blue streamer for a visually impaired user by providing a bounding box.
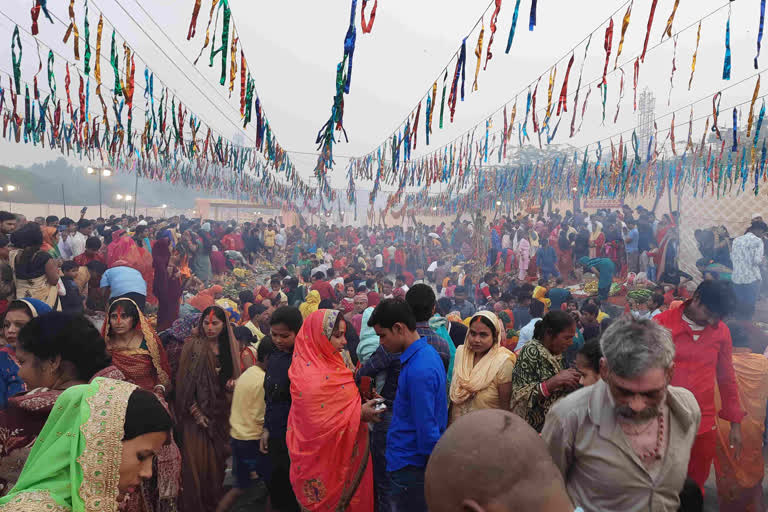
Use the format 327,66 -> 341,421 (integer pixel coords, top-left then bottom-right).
484,119 -> 489,162
757,0 -> 766,68
723,13 -> 731,80
343,0 -> 358,93
754,101 -> 765,147
732,108 -> 738,152
505,0 -> 522,53
529,0 -> 538,31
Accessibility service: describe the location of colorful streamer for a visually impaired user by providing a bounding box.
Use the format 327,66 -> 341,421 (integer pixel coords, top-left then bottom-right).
448,39 -> 467,123
95,15 -> 103,85
187,0 -> 202,39
570,35 -> 591,138
557,53 -> 574,116
747,76 -> 761,138
668,34 -> 677,106
361,0 -> 378,33
712,91 -> 722,140
722,10 -> 731,81
756,0 -> 766,69
209,0 -> 231,87
485,0 -> 502,69
83,2 -> 91,75
600,18 -> 614,88
615,1 -> 632,69
529,0 -> 538,31
688,22 -> 701,91
473,25 -> 485,92
505,0 -> 522,53
63,0 -> 80,61
662,0 -> 680,41
439,70 -> 447,129
11,25 -> 22,95
641,0 -> 658,63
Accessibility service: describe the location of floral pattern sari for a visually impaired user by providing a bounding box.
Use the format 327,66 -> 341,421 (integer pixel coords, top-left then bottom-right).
287,310 -> 373,511
0,378 -> 137,512
509,339 -> 567,432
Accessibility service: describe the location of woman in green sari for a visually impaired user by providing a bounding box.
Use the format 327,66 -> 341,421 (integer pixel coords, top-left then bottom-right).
0,378 -> 172,512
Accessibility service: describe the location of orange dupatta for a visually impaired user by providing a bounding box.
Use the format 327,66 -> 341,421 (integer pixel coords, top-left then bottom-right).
715,349 -> 768,503
287,310 -> 373,511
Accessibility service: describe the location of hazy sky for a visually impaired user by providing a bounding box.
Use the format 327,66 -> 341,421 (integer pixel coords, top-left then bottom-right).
0,0 -> 761,203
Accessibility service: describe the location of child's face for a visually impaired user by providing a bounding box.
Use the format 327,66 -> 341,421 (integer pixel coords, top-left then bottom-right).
63,268 -> 78,280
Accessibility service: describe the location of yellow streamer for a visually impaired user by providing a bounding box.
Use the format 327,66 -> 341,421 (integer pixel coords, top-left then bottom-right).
122,43 -> 131,94
95,14 -> 103,85
473,25 -> 485,92
615,1 -> 633,69
194,0 -> 220,65
230,30 -> 237,97
663,0 -> 681,41
63,0 -> 80,60
545,66 -> 556,120
688,21 -> 701,91
747,75 -> 761,138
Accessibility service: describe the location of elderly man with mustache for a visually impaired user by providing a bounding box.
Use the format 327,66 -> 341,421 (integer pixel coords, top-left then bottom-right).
542,315 -> 701,512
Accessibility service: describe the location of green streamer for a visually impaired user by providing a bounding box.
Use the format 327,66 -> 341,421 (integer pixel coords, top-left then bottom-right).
209,0 -> 231,86
110,30 -> 122,96
11,25 -> 22,94
47,50 -> 56,99
243,74 -> 254,127
84,3 -> 91,74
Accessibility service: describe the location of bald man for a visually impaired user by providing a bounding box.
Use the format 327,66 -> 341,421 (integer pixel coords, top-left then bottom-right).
425,409 -> 578,512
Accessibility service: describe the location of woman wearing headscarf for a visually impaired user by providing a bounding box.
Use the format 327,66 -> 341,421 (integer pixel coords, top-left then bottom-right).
449,312 -> 516,423
8,224 -> 60,310
1,299 -> 53,410
0,378 -> 172,512
509,311 -> 580,432
0,312 -> 121,496
107,229 -> 155,304
101,298 -> 180,512
153,237 -> 182,331
159,313 -> 201,383
299,289 -> 321,319
175,305 -> 241,512
287,310 -> 376,511
40,227 -> 61,260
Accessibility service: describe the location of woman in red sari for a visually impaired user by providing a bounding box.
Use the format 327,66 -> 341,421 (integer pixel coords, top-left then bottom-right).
108,229 -> 155,303
153,237 -> 182,331
287,309 -> 375,511
101,297 -> 182,512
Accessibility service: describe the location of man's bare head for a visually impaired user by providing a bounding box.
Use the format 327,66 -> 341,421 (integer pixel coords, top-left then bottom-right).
425,410 -> 572,512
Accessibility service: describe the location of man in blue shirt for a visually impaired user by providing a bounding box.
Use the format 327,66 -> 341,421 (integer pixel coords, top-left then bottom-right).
535,238 -> 559,281
368,298 -> 448,512
99,265 -> 147,311
624,219 -> 640,273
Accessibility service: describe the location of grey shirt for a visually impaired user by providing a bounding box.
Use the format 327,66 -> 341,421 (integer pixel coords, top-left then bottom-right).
542,380 -> 700,512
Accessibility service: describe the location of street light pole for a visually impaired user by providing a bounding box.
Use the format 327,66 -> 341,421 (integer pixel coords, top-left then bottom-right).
98,170 -> 103,218
133,173 -> 138,217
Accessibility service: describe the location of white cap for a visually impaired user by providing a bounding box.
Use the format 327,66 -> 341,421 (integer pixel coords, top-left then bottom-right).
753,213 -> 762,220
137,220 -> 148,226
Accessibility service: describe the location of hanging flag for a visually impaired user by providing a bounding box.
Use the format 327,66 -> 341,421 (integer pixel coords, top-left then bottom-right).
361,0 -> 378,33
688,22 -> 701,90
662,0 -> 680,41
757,0 -> 766,68
641,0 -> 658,63
615,1 -> 632,69
209,0 -> 231,86
485,0 -> 502,69
722,9 -> 731,80
747,76 -> 761,138
529,0 -> 538,31
83,2 -> 91,74
11,25 -> 22,95
557,53 -> 574,115
473,25 -> 485,92
448,39 -> 467,122
505,0 -> 522,53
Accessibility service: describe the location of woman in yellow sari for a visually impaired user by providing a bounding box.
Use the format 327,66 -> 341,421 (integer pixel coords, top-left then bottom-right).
714,322 -> 768,512
299,290 -> 321,319
449,311 -> 516,423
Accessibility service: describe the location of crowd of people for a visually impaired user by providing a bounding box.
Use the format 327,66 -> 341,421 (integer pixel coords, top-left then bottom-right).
0,204 -> 765,512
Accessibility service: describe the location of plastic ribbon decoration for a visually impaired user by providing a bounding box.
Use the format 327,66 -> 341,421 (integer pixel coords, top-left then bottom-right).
448,39 -> 467,123
754,100 -> 765,148
47,50 -> 55,99
11,25 -> 22,95
473,25 -> 485,92
209,0 -> 231,86
599,18 -> 613,88
229,32 -> 238,97
613,68 -> 625,124
615,1 -> 632,69
641,0 -> 658,63
84,2 -> 92,75
570,34 -> 591,137
240,50 -> 247,117
30,0 -> 52,36
505,0 -> 522,53
95,15 -> 103,85
757,0 -> 766,69
747,76 -> 761,138
485,0 -> 502,69
722,8 -> 731,81
668,34 -> 677,105
557,53 -> 574,116
688,21 -> 701,90
662,0 -> 680,41
361,0 -> 378,34
633,57 -> 639,111
712,91 -> 722,140
188,0 -> 202,40
522,88 -> 531,141
545,67 -> 556,122
342,0 -> 358,94
731,108 -> 738,152
439,70 -> 447,129
427,81 -> 436,145
532,77 -> 540,133
110,30 -> 122,96
529,0 -> 538,31
63,0 -> 80,60
194,0 -> 220,65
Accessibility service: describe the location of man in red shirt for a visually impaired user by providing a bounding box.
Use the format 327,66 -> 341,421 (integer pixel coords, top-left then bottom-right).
310,271 -> 336,302
654,280 -> 745,491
